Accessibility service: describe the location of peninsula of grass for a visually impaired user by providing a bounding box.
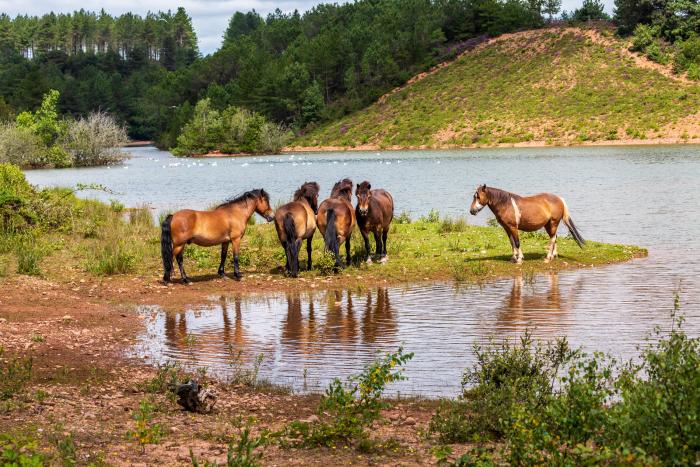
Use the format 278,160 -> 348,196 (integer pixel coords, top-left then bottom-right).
0,166 -> 646,290
295,28 -> 700,149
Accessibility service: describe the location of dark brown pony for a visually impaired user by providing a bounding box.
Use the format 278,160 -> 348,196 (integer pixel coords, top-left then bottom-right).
274,182 -> 320,277
469,185 -> 584,264
355,181 -> 394,264
161,189 -> 274,283
317,178 -> 356,269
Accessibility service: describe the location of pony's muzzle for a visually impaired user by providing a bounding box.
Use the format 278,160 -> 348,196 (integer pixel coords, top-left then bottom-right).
264,213 -> 274,222
470,201 -> 484,215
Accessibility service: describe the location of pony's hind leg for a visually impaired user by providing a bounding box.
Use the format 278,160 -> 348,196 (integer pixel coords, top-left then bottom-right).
231,237 -> 242,280
218,242 -> 229,278
174,245 -> 190,284
345,233 -> 352,267
544,221 -> 559,262
306,236 -> 313,271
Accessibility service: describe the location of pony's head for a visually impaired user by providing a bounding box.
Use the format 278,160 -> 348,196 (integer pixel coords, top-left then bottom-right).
253,189 -> 274,222
294,181 -> 320,214
470,184 -> 488,215
355,181 -> 372,216
331,178 -> 353,202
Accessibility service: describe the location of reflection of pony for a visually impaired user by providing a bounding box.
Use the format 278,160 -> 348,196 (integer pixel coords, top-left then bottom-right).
355,181 -> 394,264
161,189 -> 273,283
470,185 -> 584,264
274,182 -> 320,277
317,179 -> 356,269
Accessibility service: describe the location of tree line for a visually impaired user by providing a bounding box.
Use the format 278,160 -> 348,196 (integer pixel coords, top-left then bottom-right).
0,0 -> 698,151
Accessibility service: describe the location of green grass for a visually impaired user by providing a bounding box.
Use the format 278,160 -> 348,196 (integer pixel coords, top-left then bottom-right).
296,28 -> 700,148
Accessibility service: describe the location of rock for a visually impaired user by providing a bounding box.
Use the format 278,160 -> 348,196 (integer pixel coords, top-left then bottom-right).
404,417 -> 417,426
174,380 -> 217,414
305,414 -> 320,424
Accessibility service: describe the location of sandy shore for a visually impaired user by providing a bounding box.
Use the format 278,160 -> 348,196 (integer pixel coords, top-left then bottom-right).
284,137 -> 700,154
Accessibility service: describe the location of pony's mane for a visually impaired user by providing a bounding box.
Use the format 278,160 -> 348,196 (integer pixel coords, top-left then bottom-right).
485,186 -> 520,206
293,182 -> 320,201
331,178 -> 353,200
356,181 -> 371,193
216,189 -> 269,209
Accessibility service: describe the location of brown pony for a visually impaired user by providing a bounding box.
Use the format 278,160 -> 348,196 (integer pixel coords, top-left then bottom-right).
274,181 -> 320,277
355,181 -> 394,264
469,185 -> 584,264
317,178 -> 356,269
161,189 -> 274,283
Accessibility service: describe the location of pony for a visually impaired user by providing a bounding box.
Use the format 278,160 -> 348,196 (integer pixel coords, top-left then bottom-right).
355,181 -> 394,263
317,178 -> 356,269
274,181 -> 320,277
161,189 -> 274,283
469,184 -> 584,264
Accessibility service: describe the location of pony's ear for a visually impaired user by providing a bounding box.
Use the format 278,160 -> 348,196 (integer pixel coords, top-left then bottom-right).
481,184 -> 487,190
357,183 -> 360,189
367,183 -> 371,190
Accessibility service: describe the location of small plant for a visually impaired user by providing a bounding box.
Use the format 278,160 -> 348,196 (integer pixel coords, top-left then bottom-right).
421,209 -> 440,223
109,199 -> 124,212
15,239 -> 44,276
127,398 -> 165,452
30,333 -> 44,343
0,347 -> 33,400
49,429 -> 77,466
278,347 -> 413,447
0,431 -> 45,466
314,251 -> 337,275
395,211 -> 411,224
227,349 -> 264,388
142,362 -> 180,399
86,241 -> 136,275
190,426 -> 267,467
439,216 -> 468,233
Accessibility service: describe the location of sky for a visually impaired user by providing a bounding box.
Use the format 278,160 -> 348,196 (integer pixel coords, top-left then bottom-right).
1,0 -> 617,55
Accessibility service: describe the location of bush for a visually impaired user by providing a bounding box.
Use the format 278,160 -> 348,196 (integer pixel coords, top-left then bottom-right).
63,112 -> 128,167
0,124 -> 44,168
630,24 -> 656,52
173,99 -> 290,156
87,241 -> 137,275
278,347 -> 413,447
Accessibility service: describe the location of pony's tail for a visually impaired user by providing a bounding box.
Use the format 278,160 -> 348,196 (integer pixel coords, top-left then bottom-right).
161,214 -> 174,282
324,208 -> 340,264
561,199 -> 585,248
283,212 -> 299,277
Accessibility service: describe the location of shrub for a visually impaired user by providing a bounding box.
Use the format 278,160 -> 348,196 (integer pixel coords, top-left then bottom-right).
609,307 -> 700,464
394,211 -> 411,224
173,100 -> 290,156
0,124 -> 44,168
15,238 -> 45,276
439,216 -> 468,233
279,347 -> 413,447
422,209 -> 440,223
63,112 -> 128,167
127,398 -> 165,451
630,24 -> 655,52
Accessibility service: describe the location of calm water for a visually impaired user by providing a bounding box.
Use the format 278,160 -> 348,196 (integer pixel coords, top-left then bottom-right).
27,146 -> 700,396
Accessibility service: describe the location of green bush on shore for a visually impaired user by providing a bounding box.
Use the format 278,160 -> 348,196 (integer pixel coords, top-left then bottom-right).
0,90 -> 128,169
172,98 -> 291,156
429,300 -> 700,465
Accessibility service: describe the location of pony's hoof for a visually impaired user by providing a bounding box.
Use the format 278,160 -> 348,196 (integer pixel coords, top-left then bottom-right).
366,257 -> 373,265
219,274 -> 230,280
233,274 -> 242,281
543,257 -> 551,264
510,257 -> 518,263
379,256 -> 388,264
183,280 -> 193,286
516,259 -> 523,265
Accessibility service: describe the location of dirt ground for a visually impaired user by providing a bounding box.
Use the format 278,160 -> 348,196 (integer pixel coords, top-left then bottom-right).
0,274 -> 467,465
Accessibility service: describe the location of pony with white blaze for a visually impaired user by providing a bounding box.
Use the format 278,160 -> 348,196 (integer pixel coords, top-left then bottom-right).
469,184 -> 585,264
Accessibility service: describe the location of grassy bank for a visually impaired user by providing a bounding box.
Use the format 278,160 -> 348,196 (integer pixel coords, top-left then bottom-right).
0,167 -> 645,288
296,27 -> 700,149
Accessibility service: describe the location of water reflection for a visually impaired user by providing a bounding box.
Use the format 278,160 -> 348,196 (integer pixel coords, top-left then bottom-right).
135,271 -> 698,397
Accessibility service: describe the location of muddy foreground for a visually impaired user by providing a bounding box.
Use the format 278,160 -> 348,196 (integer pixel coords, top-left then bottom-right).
0,273 -> 471,465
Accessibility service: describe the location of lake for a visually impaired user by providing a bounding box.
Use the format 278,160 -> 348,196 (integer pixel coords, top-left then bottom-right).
26,145 -> 700,395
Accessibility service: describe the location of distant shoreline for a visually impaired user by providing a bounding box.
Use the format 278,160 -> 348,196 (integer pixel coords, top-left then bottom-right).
285,137 -> 700,153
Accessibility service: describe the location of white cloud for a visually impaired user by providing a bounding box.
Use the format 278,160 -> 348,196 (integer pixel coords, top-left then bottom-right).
1,0 -> 616,55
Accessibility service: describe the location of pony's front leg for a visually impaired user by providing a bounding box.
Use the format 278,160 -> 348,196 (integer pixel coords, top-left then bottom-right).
218,242 -> 229,278
380,230 -> 389,263
508,228 -> 523,264
231,237 -> 242,280
361,230 -> 372,263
